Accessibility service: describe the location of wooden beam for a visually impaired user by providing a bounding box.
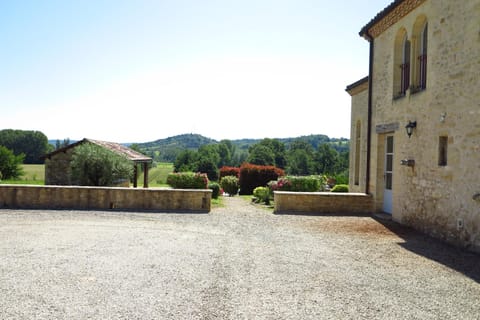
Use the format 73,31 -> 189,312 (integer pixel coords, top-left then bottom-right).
143,162 -> 149,188
133,164 -> 138,188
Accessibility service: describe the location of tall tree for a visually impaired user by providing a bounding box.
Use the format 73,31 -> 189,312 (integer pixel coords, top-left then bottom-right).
315,143 -> 339,175
0,129 -> 50,164
247,138 -> 286,168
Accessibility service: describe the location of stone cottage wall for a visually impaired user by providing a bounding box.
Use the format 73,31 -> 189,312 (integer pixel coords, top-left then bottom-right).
44,149 -> 74,185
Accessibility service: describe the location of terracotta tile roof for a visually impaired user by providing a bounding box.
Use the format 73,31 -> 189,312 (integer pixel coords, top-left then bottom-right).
359,0 -> 425,39
359,0 -> 403,37
43,138 -> 152,163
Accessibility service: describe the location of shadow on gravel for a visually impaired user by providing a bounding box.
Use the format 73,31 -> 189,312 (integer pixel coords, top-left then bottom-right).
376,218 -> 480,283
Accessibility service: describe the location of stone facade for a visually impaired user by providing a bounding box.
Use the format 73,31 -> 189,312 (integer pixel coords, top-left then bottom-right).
44,148 -> 75,185
348,0 -> 480,251
274,191 -> 373,215
0,185 -> 211,212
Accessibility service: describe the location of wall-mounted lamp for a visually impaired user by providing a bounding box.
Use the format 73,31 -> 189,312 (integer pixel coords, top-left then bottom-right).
400,159 -> 415,167
405,121 -> 417,138
440,112 -> 447,123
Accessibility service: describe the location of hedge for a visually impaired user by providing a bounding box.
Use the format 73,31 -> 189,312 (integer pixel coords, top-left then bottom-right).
268,175 -> 326,192
167,172 -> 208,189
219,166 -> 240,179
238,163 -> 284,195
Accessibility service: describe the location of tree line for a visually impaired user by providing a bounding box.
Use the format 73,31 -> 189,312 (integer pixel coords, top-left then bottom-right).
173,138 -> 349,183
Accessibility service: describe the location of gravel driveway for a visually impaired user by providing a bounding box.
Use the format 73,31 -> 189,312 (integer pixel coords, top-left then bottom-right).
1,196 -> 479,319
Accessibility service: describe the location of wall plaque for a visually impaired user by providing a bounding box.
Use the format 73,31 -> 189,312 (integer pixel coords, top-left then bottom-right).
375,122 -> 399,133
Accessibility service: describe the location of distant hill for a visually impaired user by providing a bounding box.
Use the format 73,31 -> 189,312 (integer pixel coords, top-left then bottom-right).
135,133 -> 349,163
136,134 -> 217,162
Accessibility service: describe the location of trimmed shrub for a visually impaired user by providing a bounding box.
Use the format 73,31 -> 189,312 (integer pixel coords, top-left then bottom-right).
253,186 -> 271,205
0,146 -> 24,180
208,182 -> 220,199
167,172 -> 208,189
239,163 -> 285,195
220,176 -> 239,196
331,184 -> 349,193
269,175 -> 326,192
219,166 -> 240,179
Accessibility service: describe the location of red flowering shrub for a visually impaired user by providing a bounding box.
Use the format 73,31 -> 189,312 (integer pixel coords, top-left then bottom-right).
238,163 -> 285,195
219,166 -> 240,179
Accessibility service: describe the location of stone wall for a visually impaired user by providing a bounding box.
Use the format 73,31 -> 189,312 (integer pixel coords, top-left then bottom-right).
347,79 -> 369,193
44,149 -> 74,185
0,185 -> 211,213
273,191 -> 373,215
351,0 -> 480,251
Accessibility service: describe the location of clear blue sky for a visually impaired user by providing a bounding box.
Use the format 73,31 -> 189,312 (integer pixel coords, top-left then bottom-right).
0,0 -> 391,142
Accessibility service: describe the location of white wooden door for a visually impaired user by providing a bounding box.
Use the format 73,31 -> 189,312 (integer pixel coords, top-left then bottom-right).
383,135 -> 394,214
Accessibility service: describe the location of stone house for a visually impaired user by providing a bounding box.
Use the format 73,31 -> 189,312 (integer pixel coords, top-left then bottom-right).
346,0 -> 480,251
43,138 -> 152,188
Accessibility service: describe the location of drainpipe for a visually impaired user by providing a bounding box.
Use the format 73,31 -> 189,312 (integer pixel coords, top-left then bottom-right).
365,31 -> 374,195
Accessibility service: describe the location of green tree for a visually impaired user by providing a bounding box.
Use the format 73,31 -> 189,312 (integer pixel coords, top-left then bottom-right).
0,146 -> 24,180
286,140 -> 315,175
315,143 -> 339,175
174,150 -> 197,172
247,144 -> 275,166
218,140 -> 235,167
0,129 -> 50,164
70,143 -> 133,186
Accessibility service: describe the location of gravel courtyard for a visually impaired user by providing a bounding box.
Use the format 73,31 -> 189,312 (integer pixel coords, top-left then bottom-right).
1,196 -> 479,319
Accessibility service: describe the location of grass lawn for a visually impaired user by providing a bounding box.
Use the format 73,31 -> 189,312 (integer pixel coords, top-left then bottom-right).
136,162 -> 173,187
1,164 -> 45,185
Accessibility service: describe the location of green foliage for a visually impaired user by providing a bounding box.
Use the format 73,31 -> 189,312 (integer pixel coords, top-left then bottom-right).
220,176 -> 239,196
253,186 -> 271,205
167,172 -> 208,189
135,162 -> 173,187
239,163 -> 285,195
247,138 -> 286,168
208,182 -> 221,199
315,143 -> 340,175
331,184 -> 349,193
0,146 -> 24,180
247,144 -> 275,166
70,143 -> 133,186
269,175 -> 326,192
0,129 -> 50,164
333,170 -> 349,185
286,140 -> 315,175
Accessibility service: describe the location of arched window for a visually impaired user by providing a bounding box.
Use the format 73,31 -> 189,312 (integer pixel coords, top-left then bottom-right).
393,28 -> 410,99
418,22 -> 428,89
411,16 -> 428,92
400,35 -> 411,95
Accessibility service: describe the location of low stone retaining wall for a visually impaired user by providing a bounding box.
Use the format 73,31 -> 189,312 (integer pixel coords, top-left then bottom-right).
274,191 -> 373,215
0,185 -> 211,213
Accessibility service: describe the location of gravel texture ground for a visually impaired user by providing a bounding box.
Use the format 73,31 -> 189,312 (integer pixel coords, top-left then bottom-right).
0,196 -> 479,319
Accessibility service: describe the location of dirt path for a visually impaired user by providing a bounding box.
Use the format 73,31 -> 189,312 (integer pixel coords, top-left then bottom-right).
0,198 -> 479,319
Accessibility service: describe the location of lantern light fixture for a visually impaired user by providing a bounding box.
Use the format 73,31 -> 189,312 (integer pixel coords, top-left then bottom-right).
405,120 -> 417,138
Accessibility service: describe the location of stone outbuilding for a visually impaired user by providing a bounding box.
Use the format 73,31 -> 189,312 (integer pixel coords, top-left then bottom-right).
346,0 -> 480,251
43,138 -> 152,188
